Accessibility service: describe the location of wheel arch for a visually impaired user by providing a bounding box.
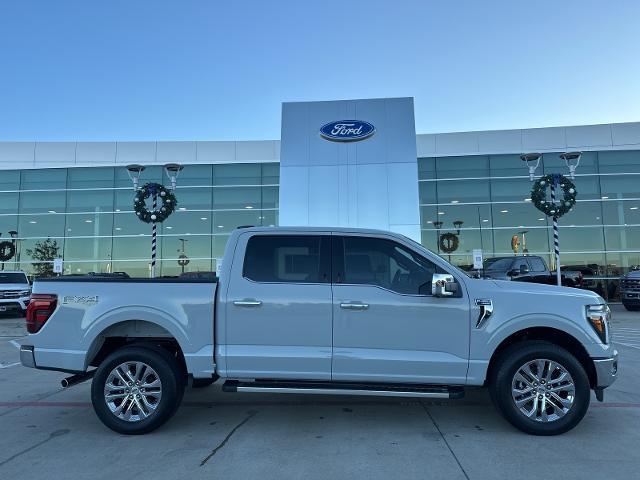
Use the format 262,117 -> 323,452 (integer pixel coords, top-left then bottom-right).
485,327 -> 597,388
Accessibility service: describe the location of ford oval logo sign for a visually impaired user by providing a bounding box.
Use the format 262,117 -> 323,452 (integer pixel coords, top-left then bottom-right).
319,120 -> 375,142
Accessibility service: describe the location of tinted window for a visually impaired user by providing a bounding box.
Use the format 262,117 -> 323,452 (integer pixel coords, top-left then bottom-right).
528,257 -> 547,272
243,235 -> 328,283
513,258 -> 529,271
484,258 -> 513,271
340,237 -> 437,294
0,273 -> 28,284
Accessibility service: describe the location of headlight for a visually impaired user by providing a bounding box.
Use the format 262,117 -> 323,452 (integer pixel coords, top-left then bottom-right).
19,290 -> 31,297
586,304 -> 610,344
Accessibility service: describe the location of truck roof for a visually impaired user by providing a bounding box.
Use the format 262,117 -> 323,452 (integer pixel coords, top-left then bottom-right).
234,226 -> 405,236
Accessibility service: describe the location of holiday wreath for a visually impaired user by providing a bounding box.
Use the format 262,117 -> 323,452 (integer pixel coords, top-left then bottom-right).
133,182 -> 178,223
530,174 -> 577,218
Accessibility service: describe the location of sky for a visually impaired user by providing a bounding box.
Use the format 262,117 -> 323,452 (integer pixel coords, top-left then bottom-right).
0,0 -> 639,141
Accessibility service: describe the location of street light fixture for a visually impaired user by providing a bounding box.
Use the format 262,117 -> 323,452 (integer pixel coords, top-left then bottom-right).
520,153 -> 542,181
560,151 -> 582,180
126,164 -> 145,191
164,163 -> 184,190
453,220 -> 464,235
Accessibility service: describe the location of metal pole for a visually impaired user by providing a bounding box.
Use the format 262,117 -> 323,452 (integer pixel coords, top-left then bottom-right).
550,179 -> 561,286
151,193 -> 157,278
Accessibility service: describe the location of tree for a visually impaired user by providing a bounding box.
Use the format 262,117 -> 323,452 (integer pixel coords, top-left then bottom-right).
26,238 -> 60,277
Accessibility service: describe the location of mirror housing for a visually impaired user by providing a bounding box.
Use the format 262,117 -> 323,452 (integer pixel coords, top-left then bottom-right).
432,273 -> 457,297
519,264 -> 529,274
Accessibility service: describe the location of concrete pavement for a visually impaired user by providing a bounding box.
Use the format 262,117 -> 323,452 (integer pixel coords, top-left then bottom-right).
0,306 -> 639,479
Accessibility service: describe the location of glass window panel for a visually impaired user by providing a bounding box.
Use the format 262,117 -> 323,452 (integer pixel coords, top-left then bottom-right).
112,235 -> 161,262
436,155 -> 489,179
110,260 -> 152,278
113,211 -> 148,236
601,200 -> 640,226
598,150 -> 640,174
166,165 -> 212,187
161,235 -> 212,268
489,154 -> 526,177
173,187 -> 212,211
161,211 -> 210,235
490,177 -> 533,203
18,214 -> 65,238
63,238 -> 112,265
262,186 -> 278,209
491,202 -> 544,228
67,190 -> 114,213
67,167 -> 114,189
212,187 -> 261,210
262,163 -> 279,185
418,182 -> 436,205
553,226 -> 604,252
20,237 -> 64,265
65,212 -> 113,237
543,151 -> 597,175
159,257 -> 214,277
0,170 -> 20,191
114,165 -> 162,188
0,215 -> 18,239
260,210 -> 278,227
213,210 -> 265,233
436,179 -> 490,204
599,175 -> 640,200
21,168 -> 67,190
492,228 -> 549,256
418,158 -> 436,181
19,191 -> 66,214
213,164 -> 261,186
213,235 -> 230,261
603,226 -> 640,251
0,192 -> 19,214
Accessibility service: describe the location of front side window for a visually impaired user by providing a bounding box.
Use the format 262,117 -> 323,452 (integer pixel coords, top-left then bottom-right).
528,257 -> 547,272
243,235 -> 329,283
340,236 -> 438,294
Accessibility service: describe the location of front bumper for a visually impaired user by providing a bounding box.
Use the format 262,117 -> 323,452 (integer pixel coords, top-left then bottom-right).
593,349 -> 618,388
0,297 -> 30,312
20,345 -> 36,368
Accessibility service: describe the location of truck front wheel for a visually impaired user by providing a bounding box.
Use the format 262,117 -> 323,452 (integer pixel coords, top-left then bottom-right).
91,346 -> 184,434
489,342 -> 590,435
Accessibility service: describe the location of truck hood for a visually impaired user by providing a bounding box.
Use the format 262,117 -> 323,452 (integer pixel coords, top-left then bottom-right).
486,278 -> 602,302
0,284 -> 30,291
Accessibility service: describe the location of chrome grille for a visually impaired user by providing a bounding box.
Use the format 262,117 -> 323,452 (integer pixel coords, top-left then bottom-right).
621,278 -> 640,292
0,290 -> 24,299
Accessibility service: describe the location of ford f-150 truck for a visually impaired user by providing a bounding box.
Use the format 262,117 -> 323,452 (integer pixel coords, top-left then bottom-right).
20,227 -> 618,436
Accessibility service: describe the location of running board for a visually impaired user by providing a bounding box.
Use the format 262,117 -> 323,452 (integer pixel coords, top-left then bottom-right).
222,380 -> 464,399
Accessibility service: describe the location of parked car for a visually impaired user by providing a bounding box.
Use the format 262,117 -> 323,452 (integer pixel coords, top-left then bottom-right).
0,271 -> 31,316
483,255 -> 583,287
21,227 -> 617,436
619,270 -> 640,311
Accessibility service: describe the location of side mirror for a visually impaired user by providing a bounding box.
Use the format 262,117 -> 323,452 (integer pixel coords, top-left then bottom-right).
508,269 -> 519,277
519,265 -> 529,274
432,273 -> 457,297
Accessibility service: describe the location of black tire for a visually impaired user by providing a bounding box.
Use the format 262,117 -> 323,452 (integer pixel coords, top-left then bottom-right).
489,341 -> 590,436
191,378 -> 215,388
91,346 -> 184,435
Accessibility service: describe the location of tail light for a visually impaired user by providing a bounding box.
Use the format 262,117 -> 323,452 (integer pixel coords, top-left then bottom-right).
26,294 -> 57,334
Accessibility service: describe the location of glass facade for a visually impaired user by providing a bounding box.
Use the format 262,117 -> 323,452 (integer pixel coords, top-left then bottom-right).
419,150 -> 640,301
0,163 -> 278,277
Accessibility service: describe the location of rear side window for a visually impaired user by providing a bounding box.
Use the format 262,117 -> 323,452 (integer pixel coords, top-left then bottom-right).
243,235 -> 329,283
528,257 -> 547,272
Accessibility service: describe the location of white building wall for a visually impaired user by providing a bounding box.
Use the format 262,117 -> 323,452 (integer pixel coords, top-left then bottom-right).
279,97 -> 421,241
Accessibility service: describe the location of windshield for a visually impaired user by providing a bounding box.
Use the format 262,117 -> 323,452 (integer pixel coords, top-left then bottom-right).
0,273 -> 28,284
484,258 -> 513,271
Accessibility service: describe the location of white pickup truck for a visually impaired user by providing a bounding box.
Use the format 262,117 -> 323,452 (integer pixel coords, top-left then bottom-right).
20,227 -> 618,435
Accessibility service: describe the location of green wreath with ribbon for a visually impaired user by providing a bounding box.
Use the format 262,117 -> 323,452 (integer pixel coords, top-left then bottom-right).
0,241 -> 16,262
439,232 -> 459,254
530,174 -> 577,218
133,182 -> 178,223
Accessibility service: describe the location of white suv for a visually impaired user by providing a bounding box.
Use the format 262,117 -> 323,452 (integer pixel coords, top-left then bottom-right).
0,271 -> 31,315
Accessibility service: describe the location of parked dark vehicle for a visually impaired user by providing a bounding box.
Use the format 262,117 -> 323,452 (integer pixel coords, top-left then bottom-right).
620,270 -> 640,311
483,256 -> 583,288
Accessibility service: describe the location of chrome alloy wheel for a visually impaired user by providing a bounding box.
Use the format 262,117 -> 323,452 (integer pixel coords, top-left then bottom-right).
104,361 -> 162,422
511,358 -> 575,422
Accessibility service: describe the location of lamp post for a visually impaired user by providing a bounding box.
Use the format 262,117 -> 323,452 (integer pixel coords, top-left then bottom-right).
8,230 -> 17,270
433,221 -> 443,253
177,238 -> 189,274
453,220 -> 464,235
521,152 -> 581,286
126,164 -> 145,191
164,164 -> 184,190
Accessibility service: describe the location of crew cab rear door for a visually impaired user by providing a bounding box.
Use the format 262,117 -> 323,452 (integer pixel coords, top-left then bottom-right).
224,231 -> 333,380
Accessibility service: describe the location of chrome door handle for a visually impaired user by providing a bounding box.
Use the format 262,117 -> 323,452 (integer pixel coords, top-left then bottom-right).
340,303 -> 369,310
233,300 -> 262,307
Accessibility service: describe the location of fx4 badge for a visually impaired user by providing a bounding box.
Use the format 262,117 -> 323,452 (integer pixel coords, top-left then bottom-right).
63,295 -> 99,305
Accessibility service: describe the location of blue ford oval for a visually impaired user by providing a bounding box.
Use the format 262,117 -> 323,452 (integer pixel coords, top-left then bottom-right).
319,120 -> 375,142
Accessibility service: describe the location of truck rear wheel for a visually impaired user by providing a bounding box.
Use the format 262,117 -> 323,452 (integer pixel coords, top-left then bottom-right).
91,346 -> 184,435
489,341 -> 590,435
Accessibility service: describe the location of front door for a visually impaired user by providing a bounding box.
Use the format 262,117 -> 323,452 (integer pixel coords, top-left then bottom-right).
331,234 -> 470,384
225,232 -> 333,380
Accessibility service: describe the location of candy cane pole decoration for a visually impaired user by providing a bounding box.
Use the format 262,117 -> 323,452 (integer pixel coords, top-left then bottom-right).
151,192 -> 157,278
550,176 -> 561,286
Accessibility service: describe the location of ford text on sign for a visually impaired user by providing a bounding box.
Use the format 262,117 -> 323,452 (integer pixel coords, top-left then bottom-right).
319,120 -> 375,142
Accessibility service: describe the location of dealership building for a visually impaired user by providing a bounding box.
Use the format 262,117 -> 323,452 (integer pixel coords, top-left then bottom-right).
0,97 -> 639,300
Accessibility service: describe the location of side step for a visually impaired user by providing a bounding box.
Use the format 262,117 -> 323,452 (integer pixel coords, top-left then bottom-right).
222,380 -> 464,399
